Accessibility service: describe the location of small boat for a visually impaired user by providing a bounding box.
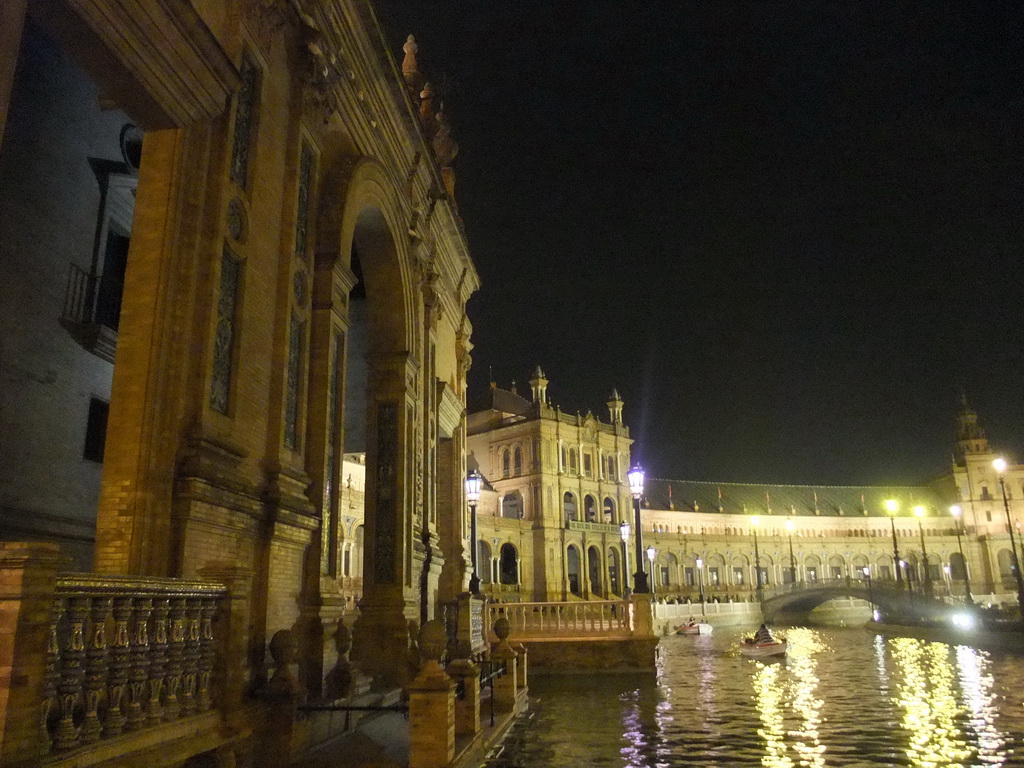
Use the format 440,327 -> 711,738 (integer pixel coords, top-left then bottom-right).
675,622 -> 713,635
739,639 -> 787,658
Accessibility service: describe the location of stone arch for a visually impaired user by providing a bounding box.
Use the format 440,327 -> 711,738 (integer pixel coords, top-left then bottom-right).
311,150 -> 417,681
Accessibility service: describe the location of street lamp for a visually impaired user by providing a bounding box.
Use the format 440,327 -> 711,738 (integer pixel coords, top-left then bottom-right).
993,457 -> 1024,617
695,556 -> 705,605
785,518 -> 797,587
751,515 -> 763,604
885,499 -> 904,588
619,521 -> 631,597
950,505 -> 973,605
465,469 -> 483,595
627,466 -> 649,593
913,505 -> 933,597
646,545 -> 657,598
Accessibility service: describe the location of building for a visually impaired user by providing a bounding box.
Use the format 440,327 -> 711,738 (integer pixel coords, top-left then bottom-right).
466,370 -> 634,601
0,1 -> 483,765
469,384 -> 1023,608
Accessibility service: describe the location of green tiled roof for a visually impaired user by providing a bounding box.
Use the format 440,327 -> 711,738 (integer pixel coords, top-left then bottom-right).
645,478 -> 951,517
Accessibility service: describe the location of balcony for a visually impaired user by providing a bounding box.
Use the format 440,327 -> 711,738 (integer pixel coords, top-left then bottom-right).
60,263 -> 122,363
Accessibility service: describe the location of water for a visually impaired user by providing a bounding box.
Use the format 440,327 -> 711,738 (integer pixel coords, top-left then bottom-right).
487,627 -> 1024,767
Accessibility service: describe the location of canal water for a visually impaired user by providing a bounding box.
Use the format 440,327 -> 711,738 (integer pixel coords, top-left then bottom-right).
486,627 -> 1024,767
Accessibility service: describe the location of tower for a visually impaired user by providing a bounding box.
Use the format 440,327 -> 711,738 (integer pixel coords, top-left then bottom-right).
956,395 -> 990,459
529,365 -> 548,405
607,388 -> 624,425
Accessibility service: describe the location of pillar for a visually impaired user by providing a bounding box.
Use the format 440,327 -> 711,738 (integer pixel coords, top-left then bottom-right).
489,618 -> 518,712
0,542 -> 64,765
446,659 -> 480,738
408,621 -> 455,768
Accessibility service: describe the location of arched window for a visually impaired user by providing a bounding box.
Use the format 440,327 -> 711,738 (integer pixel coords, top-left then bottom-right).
584,494 -> 597,522
608,548 -> 622,596
499,543 -> 518,584
603,497 -> 615,522
563,492 -> 577,524
607,456 -> 617,480
513,446 -> 522,475
560,445 -> 567,471
501,448 -> 510,478
568,448 -> 578,474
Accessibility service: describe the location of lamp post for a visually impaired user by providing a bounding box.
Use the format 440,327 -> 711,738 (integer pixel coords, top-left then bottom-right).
646,545 -> 657,598
950,505 -> 974,605
695,556 -> 705,604
627,466 -> 650,593
913,505 -> 933,597
885,499 -> 904,588
619,521 -> 631,597
751,515 -> 763,604
993,457 -> 1024,617
465,470 -> 482,595
785,518 -> 797,588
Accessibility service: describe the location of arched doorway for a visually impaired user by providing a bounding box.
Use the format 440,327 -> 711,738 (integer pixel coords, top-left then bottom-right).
588,546 -> 602,597
603,497 -> 615,523
499,543 -> 518,585
584,495 -> 597,522
608,548 -> 622,596
567,546 -> 582,596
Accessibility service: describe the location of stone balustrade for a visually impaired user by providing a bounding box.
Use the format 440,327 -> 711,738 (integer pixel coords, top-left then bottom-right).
44,574 -> 226,754
485,599 -> 633,640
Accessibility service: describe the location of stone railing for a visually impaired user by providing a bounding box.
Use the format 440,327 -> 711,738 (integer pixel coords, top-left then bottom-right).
485,600 -> 633,640
43,574 -> 226,755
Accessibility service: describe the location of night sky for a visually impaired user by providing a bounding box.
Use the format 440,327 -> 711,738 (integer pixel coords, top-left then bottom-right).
374,1 -> 1024,486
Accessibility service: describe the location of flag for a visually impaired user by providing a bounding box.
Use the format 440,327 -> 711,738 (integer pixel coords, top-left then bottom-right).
766,491 -> 771,512
813,490 -> 819,510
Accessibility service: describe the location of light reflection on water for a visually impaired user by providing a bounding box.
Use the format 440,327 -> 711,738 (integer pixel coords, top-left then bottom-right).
485,628 -> 1024,767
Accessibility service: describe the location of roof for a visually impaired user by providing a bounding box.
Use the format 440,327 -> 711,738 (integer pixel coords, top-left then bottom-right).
644,478 -> 951,517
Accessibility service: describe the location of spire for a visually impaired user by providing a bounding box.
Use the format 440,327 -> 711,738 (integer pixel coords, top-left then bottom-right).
529,366 -> 548,405
606,388 -> 623,425
955,395 -> 990,458
401,35 -> 424,96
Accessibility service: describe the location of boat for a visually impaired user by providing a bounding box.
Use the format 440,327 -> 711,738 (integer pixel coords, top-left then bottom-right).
675,621 -> 713,635
739,638 -> 787,658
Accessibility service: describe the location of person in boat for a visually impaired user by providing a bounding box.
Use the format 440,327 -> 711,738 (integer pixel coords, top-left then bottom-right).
753,623 -> 774,644
687,616 -> 696,625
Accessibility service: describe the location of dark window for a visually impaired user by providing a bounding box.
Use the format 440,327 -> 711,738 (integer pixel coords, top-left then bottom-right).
84,398 -> 109,462
96,230 -> 129,330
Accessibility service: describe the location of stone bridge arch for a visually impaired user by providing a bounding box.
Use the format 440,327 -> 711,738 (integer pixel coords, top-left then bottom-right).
761,581 -> 954,624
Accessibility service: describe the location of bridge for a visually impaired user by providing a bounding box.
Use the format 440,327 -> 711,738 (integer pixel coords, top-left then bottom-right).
760,578 -> 963,624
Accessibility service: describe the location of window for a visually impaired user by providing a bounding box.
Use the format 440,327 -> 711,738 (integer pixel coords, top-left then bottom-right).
830,566 -> 843,580
83,398 -> 109,463
583,452 -> 592,476
708,567 -> 720,586
733,567 -> 744,585
981,486 -> 992,500
513,447 -> 522,475
502,449 -> 510,478
878,565 -> 891,581
684,567 -> 695,586
758,567 -> 769,586
660,565 -> 670,585
986,510 -> 992,522
569,448 -> 578,474
607,456 -> 616,480
560,445 -> 567,471
806,567 -> 818,583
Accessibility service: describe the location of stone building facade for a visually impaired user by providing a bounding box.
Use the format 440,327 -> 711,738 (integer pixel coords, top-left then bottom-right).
468,389 -> 1024,607
0,1 -> 481,764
